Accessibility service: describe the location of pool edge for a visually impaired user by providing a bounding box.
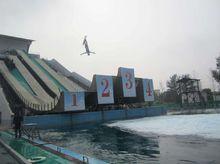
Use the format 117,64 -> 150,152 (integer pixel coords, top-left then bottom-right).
0,137 -> 30,164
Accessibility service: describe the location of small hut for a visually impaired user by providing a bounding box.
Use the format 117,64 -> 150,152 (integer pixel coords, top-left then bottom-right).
176,77 -> 203,105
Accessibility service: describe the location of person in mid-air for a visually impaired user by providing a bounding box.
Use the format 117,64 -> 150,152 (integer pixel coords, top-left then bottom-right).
80,36 -> 95,56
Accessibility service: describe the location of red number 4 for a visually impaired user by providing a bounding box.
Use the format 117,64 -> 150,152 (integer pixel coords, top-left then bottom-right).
146,82 -> 152,96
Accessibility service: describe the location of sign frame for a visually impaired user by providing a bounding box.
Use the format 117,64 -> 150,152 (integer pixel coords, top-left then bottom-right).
142,79 -> 154,102
95,75 -> 114,104
64,91 -> 85,111
118,67 -> 136,97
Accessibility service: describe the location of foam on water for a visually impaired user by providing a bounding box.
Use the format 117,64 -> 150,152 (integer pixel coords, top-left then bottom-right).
107,113 -> 220,139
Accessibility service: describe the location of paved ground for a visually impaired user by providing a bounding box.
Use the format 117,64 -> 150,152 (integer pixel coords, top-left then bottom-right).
0,126 -> 19,164
0,144 -> 19,164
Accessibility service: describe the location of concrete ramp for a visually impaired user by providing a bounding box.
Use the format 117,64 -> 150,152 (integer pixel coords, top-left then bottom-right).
30,57 -> 68,92
16,50 -> 60,96
46,59 -> 90,90
71,72 -> 91,89
8,55 -> 54,104
35,58 -> 84,92
0,61 -> 48,111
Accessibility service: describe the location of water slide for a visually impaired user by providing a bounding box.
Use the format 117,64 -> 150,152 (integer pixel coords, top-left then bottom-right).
34,57 -> 84,92
71,72 -> 91,89
8,55 -> 54,104
10,68 -> 36,96
0,61 -> 43,108
16,50 -> 60,96
30,57 -> 68,92
46,59 -> 90,90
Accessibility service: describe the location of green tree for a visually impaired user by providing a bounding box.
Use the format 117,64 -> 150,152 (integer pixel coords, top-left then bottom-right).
167,74 -> 179,92
202,88 -> 213,102
212,57 -> 220,83
165,74 -> 181,103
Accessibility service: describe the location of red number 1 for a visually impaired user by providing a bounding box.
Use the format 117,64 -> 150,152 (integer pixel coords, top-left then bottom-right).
72,94 -> 77,106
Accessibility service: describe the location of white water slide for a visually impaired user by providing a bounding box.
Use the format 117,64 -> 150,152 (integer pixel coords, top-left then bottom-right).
8,55 -> 54,104
0,61 -> 43,108
17,50 -> 60,96
35,58 -> 84,92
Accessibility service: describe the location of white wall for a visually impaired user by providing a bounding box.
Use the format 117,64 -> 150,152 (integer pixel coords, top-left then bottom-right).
0,36 -> 32,53
0,88 -> 13,128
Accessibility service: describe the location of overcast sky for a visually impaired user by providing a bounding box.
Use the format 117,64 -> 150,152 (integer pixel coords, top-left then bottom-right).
1,0 -> 220,90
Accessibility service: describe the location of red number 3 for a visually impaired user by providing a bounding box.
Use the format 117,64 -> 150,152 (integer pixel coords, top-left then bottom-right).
101,79 -> 110,97
125,72 -> 133,89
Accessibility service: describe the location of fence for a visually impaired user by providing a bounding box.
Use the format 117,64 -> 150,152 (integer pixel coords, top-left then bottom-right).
152,101 -> 220,111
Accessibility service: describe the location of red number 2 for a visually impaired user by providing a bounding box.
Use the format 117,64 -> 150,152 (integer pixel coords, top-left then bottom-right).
101,79 -> 110,97
125,72 -> 133,89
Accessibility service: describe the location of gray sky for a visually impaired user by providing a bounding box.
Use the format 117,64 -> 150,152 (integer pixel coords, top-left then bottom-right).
1,0 -> 220,90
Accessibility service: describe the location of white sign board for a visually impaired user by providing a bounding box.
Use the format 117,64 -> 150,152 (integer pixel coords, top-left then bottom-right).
64,92 -> 85,111
96,75 -> 114,104
142,79 -> 154,101
118,67 -> 136,97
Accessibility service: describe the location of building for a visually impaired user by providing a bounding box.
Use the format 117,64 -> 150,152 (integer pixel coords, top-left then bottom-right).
177,77 -> 204,105
0,34 -> 33,53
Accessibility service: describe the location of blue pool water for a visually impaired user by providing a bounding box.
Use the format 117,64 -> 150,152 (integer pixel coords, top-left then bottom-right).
40,114 -> 220,163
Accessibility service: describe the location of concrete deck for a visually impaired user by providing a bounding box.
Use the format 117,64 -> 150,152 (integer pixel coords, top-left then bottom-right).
0,143 -> 19,164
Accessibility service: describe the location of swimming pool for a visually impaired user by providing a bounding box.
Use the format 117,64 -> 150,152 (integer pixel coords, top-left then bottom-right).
41,124 -> 160,163
40,114 -> 220,163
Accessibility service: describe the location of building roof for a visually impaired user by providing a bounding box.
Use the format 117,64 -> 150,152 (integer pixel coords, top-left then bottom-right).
0,34 -> 34,42
0,34 -> 34,53
177,77 -> 200,83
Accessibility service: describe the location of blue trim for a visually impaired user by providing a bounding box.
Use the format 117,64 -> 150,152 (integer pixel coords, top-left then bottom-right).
24,107 -> 167,129
28,137 -> 107,164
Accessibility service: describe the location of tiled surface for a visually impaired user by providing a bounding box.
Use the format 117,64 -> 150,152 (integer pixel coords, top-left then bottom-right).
0,143 -> 19,164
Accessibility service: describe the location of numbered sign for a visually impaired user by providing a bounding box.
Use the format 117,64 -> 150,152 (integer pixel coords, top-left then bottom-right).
64,92 -> 85,111
96,75 -> 114,104
118,67 -> 136,97
142,79 -> 154,101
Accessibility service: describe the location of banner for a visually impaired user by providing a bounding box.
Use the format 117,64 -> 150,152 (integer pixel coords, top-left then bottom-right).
64,92 -> 85,111
118,67 -> 136,97
96,75 -> 114,104
142,79 -> 154,101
